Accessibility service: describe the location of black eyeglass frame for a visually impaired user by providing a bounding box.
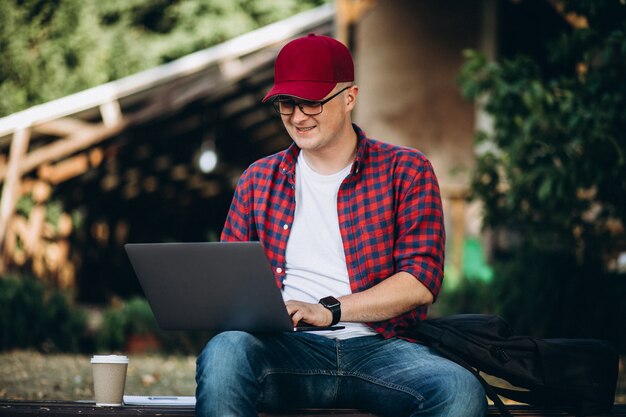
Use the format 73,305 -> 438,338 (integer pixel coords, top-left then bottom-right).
271,86 -> 351,116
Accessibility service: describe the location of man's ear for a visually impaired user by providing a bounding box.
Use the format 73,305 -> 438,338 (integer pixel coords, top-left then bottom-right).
345,85 -> 359,111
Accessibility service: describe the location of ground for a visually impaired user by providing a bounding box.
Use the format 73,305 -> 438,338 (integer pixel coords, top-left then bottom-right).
0,351 -> 196,400
0,351 -> 625,404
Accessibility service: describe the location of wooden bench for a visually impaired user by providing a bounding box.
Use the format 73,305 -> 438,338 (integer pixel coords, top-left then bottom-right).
1,401 -> 625,416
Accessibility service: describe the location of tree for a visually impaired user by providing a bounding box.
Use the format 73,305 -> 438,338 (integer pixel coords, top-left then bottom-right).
0,0 -> 327,117
456,0 -> 626,343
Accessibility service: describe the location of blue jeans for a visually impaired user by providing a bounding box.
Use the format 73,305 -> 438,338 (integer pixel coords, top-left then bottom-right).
196,331 -> 487,417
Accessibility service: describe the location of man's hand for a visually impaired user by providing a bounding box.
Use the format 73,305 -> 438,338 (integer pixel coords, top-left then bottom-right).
285,300 -> 333,327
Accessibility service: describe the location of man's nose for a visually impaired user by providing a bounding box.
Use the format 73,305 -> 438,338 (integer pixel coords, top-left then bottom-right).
291,105 -> 309,121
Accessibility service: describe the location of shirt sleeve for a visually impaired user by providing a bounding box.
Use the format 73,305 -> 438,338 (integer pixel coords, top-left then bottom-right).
221,169 -> 258,242
394,158 -> 445,300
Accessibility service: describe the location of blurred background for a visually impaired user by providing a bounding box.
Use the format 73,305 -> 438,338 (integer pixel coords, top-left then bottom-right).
0,0 -> 624,402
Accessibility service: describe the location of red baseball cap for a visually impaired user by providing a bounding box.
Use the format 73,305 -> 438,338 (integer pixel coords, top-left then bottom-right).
262,33 -> 354,103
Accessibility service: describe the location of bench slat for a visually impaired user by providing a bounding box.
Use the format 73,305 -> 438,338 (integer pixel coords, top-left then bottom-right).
1,401 -> 625,416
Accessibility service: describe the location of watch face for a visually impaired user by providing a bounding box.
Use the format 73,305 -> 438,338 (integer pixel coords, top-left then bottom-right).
320,296 -> 340,308
319,296 -> 341,326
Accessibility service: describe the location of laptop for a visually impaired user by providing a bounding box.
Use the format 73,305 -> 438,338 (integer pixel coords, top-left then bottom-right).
125,242 -> 343,333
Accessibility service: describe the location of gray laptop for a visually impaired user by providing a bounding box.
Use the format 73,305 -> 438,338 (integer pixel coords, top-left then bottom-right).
125,242 -> 343,333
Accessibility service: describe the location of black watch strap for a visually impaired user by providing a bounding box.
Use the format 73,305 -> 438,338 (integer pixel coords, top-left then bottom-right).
319,296 -> 341,326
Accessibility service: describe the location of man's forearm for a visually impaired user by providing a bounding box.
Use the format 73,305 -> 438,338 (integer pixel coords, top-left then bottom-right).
338,271 -> 434,323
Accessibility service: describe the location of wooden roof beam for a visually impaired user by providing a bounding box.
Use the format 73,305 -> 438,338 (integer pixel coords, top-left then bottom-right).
33,117 -> 99,137
0,121 -> 125,181
38,148 -> 104,185
100,100 -> 123,128
0,128 -> 31,266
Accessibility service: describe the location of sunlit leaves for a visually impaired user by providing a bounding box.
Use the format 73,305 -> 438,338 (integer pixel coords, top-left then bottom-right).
0,0 -> 328,117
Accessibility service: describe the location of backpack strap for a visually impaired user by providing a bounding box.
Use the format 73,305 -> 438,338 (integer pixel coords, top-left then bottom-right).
428,341 -> 513,417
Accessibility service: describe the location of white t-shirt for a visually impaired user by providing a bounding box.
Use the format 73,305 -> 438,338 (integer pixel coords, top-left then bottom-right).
282,152 -> 378,339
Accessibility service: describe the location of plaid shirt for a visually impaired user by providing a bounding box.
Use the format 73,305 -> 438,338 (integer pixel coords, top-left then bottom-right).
221,124 -> 445,341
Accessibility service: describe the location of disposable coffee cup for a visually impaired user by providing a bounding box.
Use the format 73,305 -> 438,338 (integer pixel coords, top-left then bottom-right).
91,355 -> 129,406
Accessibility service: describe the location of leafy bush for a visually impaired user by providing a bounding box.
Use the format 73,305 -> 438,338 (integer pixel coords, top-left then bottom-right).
458,0 -> 626,265
452,0 -> 626,349
0,275 -> 87,352
96,297 -> 159,352
96,297 -> 212,354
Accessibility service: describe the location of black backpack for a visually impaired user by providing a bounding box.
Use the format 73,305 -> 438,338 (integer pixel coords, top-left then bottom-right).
412,314 -> 619,417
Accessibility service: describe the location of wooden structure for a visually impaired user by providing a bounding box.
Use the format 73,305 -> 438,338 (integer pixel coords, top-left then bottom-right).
0,5 -> 334,295
2,401 -> 624,417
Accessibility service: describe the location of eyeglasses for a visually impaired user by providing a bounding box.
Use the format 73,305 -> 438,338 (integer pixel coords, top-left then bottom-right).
272,87 -> 350,116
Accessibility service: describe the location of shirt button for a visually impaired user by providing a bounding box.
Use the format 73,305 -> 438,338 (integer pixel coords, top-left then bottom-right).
276,267 -> 283,274
283,224 -> 289,230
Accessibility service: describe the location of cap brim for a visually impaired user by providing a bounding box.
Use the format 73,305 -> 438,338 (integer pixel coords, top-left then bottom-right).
262,81 -> 337,103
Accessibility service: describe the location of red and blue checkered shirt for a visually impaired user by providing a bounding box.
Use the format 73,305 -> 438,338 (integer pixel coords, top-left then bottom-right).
221,124 -> 445,341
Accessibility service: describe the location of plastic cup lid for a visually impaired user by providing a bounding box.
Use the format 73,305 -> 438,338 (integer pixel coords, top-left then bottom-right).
91,354 -> 129,364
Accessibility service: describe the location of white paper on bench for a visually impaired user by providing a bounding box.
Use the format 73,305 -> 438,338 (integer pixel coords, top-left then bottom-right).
123,395 -> 196,406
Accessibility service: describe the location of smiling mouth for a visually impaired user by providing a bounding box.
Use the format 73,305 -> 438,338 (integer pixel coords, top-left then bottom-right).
296,126 -> 315,132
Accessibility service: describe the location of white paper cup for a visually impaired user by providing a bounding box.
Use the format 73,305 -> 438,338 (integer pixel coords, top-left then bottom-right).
91,355 -> 129,406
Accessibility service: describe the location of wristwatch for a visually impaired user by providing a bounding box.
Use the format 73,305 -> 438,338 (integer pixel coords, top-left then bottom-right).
319,296 -> 341,326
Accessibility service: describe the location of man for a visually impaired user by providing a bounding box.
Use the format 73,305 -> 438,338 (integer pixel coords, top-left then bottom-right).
196,33 -> 486,417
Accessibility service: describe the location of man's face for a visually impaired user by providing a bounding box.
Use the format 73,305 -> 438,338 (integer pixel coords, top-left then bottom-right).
278,85 -> 357,154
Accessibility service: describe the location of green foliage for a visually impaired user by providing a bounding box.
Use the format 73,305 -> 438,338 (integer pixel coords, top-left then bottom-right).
0,0 -> 328,117
455,0 -> 626,345
458,1 -> 626,264
96,297 -> 213,354
0,275 -> 87,352
96,296 -> 159,351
